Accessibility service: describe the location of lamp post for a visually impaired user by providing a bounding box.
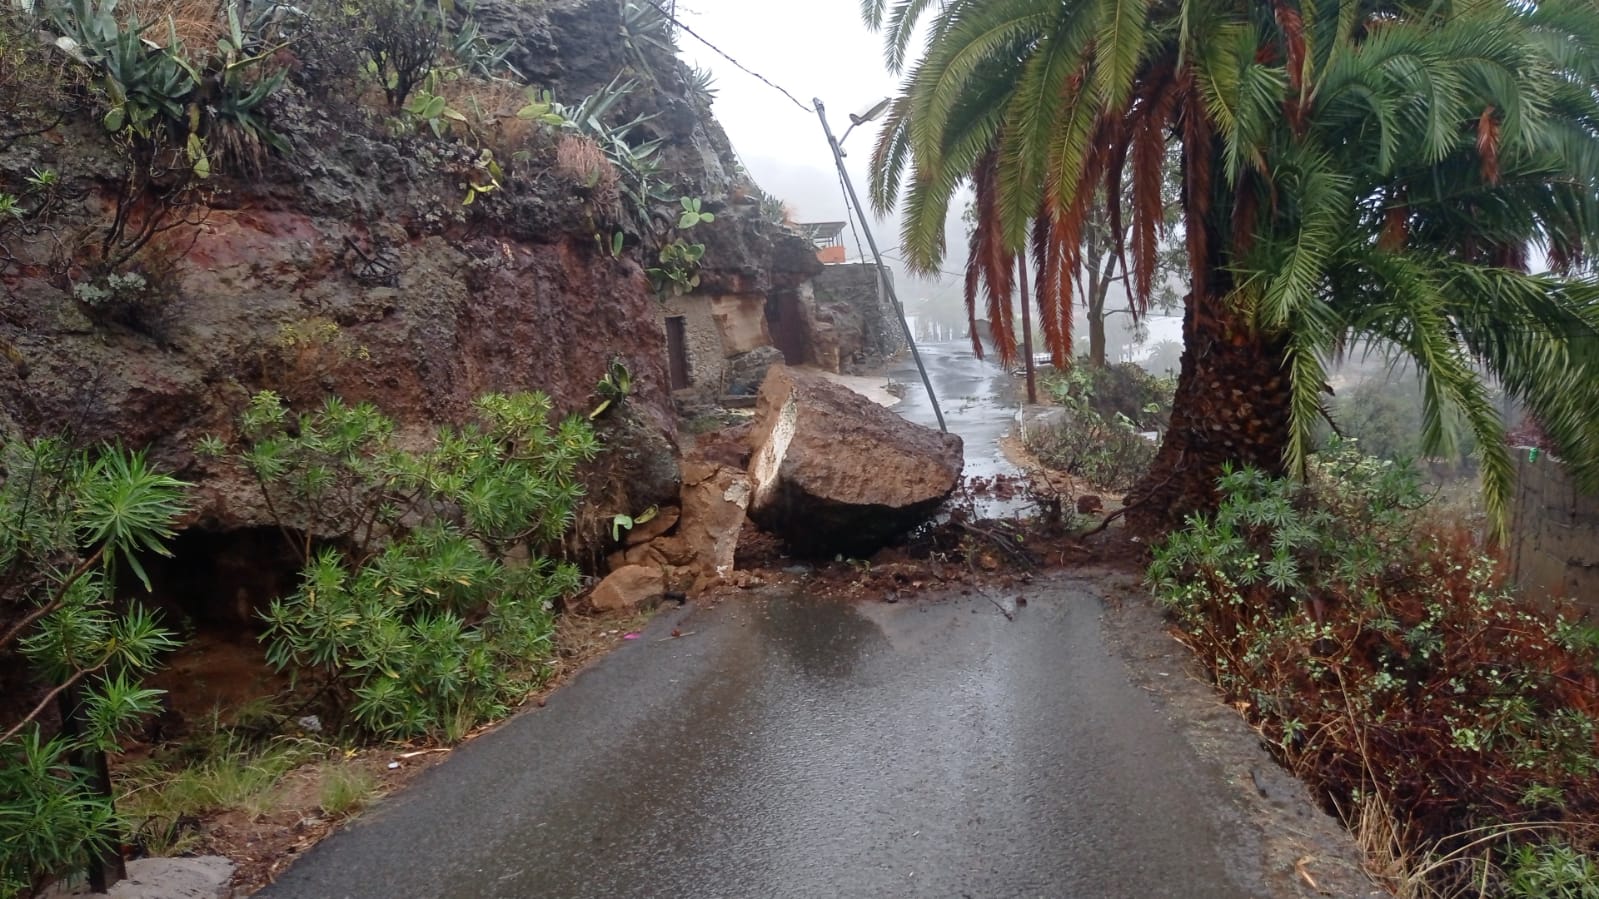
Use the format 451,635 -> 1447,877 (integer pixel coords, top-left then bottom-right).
814,98 -> 947,434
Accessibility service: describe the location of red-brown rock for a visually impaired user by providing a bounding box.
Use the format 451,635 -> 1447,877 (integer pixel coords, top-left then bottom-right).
589,564 -> 665,612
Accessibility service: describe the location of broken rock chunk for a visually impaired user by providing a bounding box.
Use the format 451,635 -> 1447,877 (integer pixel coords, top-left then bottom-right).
746,365 -> 963,555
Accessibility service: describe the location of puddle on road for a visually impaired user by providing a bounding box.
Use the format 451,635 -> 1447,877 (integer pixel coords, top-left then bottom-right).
746,590 -> 887,680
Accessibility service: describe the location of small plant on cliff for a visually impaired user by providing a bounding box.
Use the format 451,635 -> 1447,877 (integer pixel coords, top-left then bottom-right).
647,196 -> 713,297
33,0 -> 291,176
519,76 -> 667,233
0,169 -> 68,277
589,358 -> 634,420
0,439 -> 188,897
0,5 -> 76,140
352,0 -> 442,109
226,391 -> 599,740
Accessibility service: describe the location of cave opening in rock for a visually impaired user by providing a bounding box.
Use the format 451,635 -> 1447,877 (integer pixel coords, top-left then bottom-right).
123,526 -> 308,639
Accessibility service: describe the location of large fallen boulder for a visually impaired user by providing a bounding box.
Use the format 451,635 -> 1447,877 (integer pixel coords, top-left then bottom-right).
747,366 -> 963,555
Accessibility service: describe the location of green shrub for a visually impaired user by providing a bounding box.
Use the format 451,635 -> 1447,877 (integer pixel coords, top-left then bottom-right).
1503,841 -> 1599,899
1042,360 -> 1173,431
1148,445 -> 1599,886
226,391 -> 599,741
1022,406 -> 1156,492
351,0 -> 442,109
33,0 -> 290,176
0,440 -> 188,896
1326,375 -> 1479,479
1024,360 -> 1172,491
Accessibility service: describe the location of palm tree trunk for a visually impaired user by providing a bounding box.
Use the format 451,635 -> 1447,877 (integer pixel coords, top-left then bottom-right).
1124,291 -> 1292,534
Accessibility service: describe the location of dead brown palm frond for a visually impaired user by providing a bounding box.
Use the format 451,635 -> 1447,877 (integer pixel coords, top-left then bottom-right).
1176,69 -> 1213,305
970,151 -> 1019,365
1030,214 -> 1066,366
1127,63 -> 1179,313
1476,106 -> 1501,186
1379,189 -> 1408,251
964,228 -> 986,359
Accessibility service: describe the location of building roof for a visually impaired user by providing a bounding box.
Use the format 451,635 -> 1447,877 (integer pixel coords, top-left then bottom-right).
797,221 -> 848,244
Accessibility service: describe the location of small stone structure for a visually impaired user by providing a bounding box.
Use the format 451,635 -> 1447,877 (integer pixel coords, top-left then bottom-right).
660,293 -> 733,391
659,262 -> 906,400
1509,449 -> 1599,615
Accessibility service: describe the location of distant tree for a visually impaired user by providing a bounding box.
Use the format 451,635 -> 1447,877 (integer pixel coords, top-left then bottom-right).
1139,339 -> 1184,377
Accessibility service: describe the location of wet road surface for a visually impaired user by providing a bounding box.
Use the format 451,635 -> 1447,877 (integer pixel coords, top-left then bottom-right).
259,584 -> 1279,899
889,340 -> 1022,486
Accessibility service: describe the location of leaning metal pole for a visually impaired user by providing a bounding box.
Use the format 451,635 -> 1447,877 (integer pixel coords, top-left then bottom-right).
814,99 -> 948,434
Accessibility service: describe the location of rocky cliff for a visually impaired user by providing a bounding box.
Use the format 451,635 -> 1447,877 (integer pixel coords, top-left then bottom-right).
0,0 -> 816,598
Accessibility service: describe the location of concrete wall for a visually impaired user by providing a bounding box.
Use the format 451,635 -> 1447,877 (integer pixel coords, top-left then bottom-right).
660,295 -> 725,392
1509,450 -> 1599,615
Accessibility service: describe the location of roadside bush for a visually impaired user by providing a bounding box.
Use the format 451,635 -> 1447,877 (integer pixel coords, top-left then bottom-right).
0,440 -> 188,897
1023,407 -> 1155,492
219,391 -> 599,741
1504,841 -> 1599,899
1327,375 -> 1478,480
1025,360 -> 1172,491
1043,360 -> 1174,431
1148,446 -> 1599,892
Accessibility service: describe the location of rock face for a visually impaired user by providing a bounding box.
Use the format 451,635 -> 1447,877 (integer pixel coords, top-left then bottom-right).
747,366 -> 963,555
807,263 -> 907,374
0,0 -> 812,589
724,346 -> 785,396
674,459 -> 752,581
601,456 -> 751,596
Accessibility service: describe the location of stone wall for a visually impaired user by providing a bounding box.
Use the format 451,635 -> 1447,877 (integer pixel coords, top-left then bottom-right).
660,294 -> 726,393
810,263 -> 907,373
709,294 -> 770,355
1509,450 -> 1599,614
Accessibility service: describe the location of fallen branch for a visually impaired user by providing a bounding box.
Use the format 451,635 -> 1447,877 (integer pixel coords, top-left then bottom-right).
957,521 -> 1035,570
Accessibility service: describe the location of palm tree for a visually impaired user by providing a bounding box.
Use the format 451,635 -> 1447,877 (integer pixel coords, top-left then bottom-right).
863,0 -> 1599,533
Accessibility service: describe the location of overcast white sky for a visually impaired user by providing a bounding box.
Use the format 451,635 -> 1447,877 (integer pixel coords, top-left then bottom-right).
673,0 -> 971,292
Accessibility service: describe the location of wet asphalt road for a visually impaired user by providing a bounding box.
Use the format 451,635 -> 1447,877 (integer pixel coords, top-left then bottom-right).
259,344 -> 1270,898
889,340 -> 1021,485
259,586 -> 1269,899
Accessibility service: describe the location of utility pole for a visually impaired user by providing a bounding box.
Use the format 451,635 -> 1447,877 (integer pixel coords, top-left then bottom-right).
814,98 -> 947,433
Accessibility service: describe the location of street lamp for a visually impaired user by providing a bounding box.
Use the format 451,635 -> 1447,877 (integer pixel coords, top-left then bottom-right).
814,97 -> 947,433
837,98 -> 893,152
